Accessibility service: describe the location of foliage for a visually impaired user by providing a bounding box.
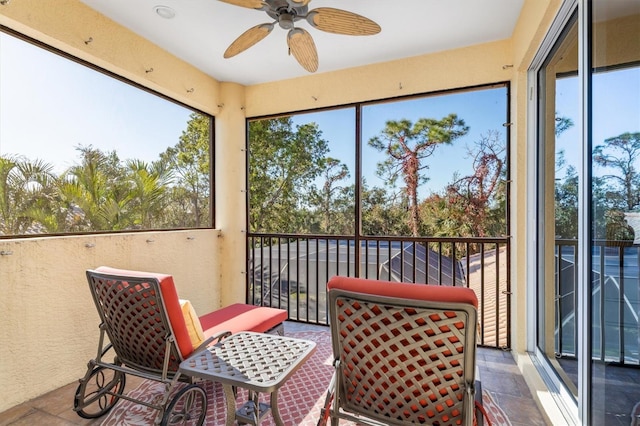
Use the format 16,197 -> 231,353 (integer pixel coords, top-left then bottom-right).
0,113 -> 211,235
442,130 -> 507,238
554,130 -> 640,242
554,164 -> 579,239
418,130 -> 507,254
0,155 -> 57,234
361,181 -> 410,236
160,112 -> 211,227
367,115 -> 469,236
555,114 -> 574,136
248,117 -> 329,233
589,132 -> 640,241
248,113 -> 511,247
593,132 -> 640,212
307,158 -> 354,234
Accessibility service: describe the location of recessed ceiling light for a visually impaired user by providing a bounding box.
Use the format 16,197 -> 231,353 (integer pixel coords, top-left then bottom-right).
154,5 -> 176,19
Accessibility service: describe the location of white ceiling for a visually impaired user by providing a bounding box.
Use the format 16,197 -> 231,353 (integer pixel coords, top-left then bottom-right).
80,0 -> 526,86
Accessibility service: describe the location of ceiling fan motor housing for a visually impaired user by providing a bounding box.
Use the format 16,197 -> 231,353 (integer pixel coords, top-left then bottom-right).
265,0 -> 308,28
278,13 -> 295,29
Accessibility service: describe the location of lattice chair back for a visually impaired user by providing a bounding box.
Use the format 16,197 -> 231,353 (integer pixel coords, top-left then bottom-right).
326,276 -> 478,426
86,267 -> 189,377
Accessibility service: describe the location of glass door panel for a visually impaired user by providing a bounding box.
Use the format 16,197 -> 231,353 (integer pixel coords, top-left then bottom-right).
536,10 -> 580,402
589,1 -> 640,423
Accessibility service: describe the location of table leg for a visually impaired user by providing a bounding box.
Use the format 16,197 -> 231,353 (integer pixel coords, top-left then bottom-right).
250,392 -> 259,425
236,391 -> 271,425
222,384 -> 237,426
270,390 -> 283,426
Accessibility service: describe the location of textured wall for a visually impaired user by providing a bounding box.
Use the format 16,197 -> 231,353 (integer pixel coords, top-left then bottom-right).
0,230 -> 221,412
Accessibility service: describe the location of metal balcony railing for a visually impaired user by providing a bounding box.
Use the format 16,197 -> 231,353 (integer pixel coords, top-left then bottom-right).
247,233 -> 511,349
556,239 -> 640,365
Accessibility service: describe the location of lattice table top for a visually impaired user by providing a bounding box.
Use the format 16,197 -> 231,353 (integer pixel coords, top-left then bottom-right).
179,332 -> 316,393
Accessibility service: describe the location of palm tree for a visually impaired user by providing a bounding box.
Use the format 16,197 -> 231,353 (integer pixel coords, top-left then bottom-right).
0,155 -> 56,235
126,159 -> 173,229
63,146 -> 134,231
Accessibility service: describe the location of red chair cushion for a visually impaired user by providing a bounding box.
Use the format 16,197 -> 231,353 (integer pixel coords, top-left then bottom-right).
199,303 -> 288,338
327,276 -> 478,308
95,266 -> 193,358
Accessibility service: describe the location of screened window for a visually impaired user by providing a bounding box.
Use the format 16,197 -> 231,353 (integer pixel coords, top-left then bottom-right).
361,86 -> 509,238
246,85 -> 510,328
0,31 -> 213,236
248,86 -> 508,238
248,108 -> 356,235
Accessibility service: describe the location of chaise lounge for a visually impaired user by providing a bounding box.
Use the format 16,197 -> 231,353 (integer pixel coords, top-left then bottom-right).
73,266 -> 287,424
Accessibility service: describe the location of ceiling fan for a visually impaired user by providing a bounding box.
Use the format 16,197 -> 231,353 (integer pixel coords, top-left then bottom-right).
219,0 -> 381,73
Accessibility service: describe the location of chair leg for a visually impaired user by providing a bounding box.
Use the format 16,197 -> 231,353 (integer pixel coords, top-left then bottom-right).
317,373 -> 336,426
474,381 -> 494,426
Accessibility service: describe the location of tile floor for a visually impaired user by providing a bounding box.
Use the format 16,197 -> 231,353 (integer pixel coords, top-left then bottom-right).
0,322 -> 548,425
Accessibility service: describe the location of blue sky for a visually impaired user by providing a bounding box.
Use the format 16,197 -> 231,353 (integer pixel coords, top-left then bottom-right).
556,67 -> 640,179
0,33 -> 193,174
293,87 -> 508,197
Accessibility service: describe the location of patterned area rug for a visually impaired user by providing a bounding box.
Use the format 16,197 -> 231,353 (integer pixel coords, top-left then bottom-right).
101,330 -> 511,425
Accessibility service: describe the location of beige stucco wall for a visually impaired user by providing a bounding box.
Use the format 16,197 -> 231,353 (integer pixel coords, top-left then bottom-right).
0,0 -> 232,412
245,39 -> 514,117
0,0 -> 568,420
215,82 -> 249,305
0,230 -> 222,412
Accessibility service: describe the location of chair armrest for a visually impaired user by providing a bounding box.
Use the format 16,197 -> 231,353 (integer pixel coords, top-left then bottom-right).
191,331 -> 232,353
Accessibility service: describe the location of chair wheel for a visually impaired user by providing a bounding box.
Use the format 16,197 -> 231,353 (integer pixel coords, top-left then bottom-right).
161,384 -> 207,426
74,366 -> 126,419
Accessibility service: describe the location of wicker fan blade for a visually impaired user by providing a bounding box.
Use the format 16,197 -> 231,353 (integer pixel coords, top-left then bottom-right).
306,8 -> 381,36
224,23 -> 274,58
218,0 -> 265,10
287,28 -> 318,73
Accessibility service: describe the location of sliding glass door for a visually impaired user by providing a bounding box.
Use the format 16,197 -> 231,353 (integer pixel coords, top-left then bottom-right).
534,0 -> 640,423
535,7 -> 580,421
589,0 -> 640,423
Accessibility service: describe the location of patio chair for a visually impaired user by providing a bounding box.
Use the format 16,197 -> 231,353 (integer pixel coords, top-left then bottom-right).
74,267 -> 231,425
318,276 -> 484,426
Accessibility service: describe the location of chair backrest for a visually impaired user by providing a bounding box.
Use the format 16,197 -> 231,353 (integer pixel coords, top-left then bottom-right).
327,276 -> 478,426
86,266 -> 194,376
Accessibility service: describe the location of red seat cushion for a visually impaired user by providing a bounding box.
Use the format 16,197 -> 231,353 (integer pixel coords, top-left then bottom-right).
327,276 -> 478,308
199,303 -> 288,339
95,266 -> 194,359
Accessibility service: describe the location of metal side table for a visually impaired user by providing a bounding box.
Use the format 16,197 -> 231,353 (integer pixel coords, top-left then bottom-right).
177,331 -> 316,426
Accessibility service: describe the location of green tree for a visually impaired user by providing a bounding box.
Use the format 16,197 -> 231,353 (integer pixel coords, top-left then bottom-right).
126,159 -> 172,229
160,112 -> 211,227
0,155 -> 57,234
442,130 -> 507,238
368,114 -> 468,236
554,164 -> 579,239
63,145 -> 134,231
593,132 -> 640,212
553,113 -> 577,239
309,157 -> 351,233
555,114 -> 574,136
248,117 -> 329,233
421,192 -> 468,236
361,180 -> 410,236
